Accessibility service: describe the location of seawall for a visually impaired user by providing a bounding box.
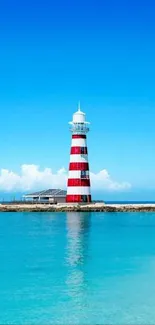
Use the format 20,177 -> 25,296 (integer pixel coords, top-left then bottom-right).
1,203 -> 155,212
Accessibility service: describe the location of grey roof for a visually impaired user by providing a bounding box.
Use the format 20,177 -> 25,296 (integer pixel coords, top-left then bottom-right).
24,189 -> 67,197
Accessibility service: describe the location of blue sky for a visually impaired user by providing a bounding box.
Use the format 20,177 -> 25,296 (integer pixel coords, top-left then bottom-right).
0,0 -> 155,200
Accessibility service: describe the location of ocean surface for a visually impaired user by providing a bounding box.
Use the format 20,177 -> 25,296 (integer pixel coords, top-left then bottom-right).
0,212 -> 155,324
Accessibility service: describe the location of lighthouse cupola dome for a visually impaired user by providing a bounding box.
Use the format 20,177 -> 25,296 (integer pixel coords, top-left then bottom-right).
73,106 -> 86,124
73,110 -> 86,123
69,103 -> 90,133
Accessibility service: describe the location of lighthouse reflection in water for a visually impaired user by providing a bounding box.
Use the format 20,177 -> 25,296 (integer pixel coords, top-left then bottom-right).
65,212 -> 91,320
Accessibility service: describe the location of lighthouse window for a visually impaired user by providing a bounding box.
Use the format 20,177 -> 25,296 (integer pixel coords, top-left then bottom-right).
81,171 -> 87,178
81,195 -> 88,202
81,147 -> 87,155
81,147 -> 85,154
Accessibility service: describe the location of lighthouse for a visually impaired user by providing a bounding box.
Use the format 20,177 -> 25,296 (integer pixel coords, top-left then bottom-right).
66,104 -> 92,203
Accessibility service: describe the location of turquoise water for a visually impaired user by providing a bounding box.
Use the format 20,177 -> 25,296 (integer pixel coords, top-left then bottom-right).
0,212 -> 155,324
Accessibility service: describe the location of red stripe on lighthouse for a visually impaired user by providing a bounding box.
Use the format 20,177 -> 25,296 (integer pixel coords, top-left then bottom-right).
71,147 -> 88,154
69,162 -> 89,171
66,195 -> 92,203
72,135 -> 86,139
68,179 -> 90,186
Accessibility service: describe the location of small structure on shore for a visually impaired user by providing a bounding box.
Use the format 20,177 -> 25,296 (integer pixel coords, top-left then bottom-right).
66,103 -> 92,203
23,189 -> 67,204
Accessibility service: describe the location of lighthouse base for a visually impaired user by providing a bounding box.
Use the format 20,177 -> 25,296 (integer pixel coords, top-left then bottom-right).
66,195 -> 92,203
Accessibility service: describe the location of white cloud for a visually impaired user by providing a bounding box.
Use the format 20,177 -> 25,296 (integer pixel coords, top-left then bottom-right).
0,164 -> 131,192
90,169 -> 131,191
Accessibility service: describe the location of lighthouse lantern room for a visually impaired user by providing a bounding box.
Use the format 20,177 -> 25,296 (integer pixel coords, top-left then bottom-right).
66,104 -> 92,203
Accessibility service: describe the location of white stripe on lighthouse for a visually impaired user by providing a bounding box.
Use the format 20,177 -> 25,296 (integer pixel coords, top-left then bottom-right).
69,154 -> 88,163
71,139 -> 87,147
67,187 -> 91,195
68,170 -> 90,179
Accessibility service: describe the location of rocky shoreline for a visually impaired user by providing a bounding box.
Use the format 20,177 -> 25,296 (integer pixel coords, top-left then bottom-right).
1,203 -> 155,212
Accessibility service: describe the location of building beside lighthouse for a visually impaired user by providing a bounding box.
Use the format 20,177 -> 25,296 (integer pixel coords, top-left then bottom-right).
66,104 -> 92,203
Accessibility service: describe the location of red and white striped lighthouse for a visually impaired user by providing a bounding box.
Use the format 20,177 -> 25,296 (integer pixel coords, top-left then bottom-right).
66,104 -> 92,203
